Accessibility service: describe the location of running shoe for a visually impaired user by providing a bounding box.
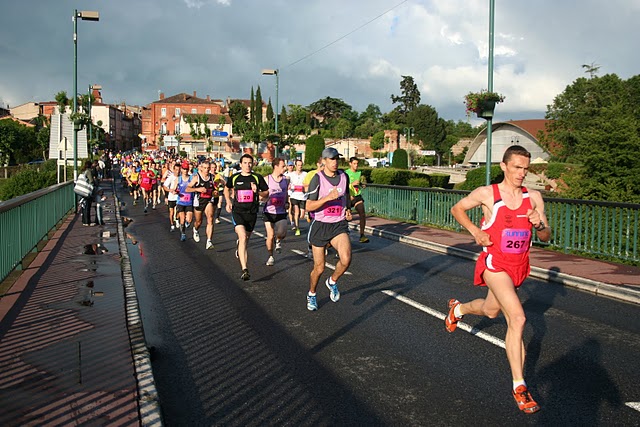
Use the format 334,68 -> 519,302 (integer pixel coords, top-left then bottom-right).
170,225 -> 176,232
175,219 -> 180,228
445,299 -> 462,333
235,239 -> 239,258
206,240 -> 214,250
275,240 -> 282,253
185,221 -> 190,229
291,224 -> 296,231
152,203 -> 156,210
306,249 -> 313,258
180,233 -> 186,242
144,207 -> 148,213
359,235 -> 370,243
326,279 -> 340,302
266,256 -> 275,266
512,385 -> 540,414
307,294 -> 318,311
241,269 -> 250,281
295,228 -> 301,236
215,218 -> 221,224
193,228 -> 200,242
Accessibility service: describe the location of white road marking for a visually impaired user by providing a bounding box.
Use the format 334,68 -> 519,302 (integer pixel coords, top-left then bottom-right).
625,402 -> 640,412
291,249 -> 352,275
380,290 -> 505,349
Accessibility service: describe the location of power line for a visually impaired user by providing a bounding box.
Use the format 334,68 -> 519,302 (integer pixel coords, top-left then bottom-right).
284,0 -> 411,70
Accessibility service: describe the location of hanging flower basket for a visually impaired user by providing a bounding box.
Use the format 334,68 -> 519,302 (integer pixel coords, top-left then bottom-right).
464,90 -> 505,120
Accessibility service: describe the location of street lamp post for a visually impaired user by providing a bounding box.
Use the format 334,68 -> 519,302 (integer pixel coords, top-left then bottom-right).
73,9 -> 99,180
404,127 -> 414,167
485,0 -> 495,185
262,68 -> 279,157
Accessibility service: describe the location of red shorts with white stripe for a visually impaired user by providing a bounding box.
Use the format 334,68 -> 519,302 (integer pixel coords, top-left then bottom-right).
473,251 -> 530,288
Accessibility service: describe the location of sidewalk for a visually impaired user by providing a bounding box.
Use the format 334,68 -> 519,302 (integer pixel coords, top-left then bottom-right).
1,192 -> 638,426
0,179 -> 159,426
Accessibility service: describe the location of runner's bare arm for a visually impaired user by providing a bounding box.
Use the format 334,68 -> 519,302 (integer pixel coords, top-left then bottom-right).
451,185 -> 494,247
527,190 -> 551,242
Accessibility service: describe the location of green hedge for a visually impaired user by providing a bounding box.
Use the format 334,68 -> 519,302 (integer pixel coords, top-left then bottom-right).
305,135 -> 325,165
457,165 -> 504,190
0,168 -> 57,201
407,177 -> 430,188
428,173 -> 450,188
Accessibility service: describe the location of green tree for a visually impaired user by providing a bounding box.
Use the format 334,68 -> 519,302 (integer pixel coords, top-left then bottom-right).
391,148 -> 408,169
250,87 -> 256,126
543,73 -> 640,202
266,97 -> 274,124
54,91 -> 69,114
391,75 -> 421,119
255,86 -> 263,126
370,131 -> 385,151
407,104 -> 447,156
308,97 -> 353,128
0,119 -> 37,165
229,100 -> 248,124
304,135 -> 325,165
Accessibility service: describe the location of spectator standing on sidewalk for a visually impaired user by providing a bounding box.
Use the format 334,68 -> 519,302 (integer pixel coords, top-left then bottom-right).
224,154 -> 269,281
304,148 -> 352,311
288,159 -> 307,236
445,145 -> 551,414
80,160 -> 96,226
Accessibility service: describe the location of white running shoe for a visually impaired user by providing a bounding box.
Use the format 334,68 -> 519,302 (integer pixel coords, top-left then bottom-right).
206,240 -> 213,250
215,218 -> 221,224
275,240 -> 282,253
193,228 -> 200,242
266,256 -> 275,266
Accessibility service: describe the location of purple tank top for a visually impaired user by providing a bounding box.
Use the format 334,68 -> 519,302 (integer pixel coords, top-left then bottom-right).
313,171 -> 347,223
264,175 -> 288,215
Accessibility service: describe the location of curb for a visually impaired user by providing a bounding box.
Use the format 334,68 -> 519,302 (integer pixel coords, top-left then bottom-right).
113,184 -> 164,426
354,223 -> 640,306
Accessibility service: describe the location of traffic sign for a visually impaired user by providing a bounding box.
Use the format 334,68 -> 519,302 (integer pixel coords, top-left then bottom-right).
211,130 -> 228,137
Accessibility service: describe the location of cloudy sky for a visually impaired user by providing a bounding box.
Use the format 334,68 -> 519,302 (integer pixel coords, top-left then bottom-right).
1,0 -> 639,124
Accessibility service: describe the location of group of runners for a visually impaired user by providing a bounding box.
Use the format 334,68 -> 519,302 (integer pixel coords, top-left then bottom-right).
113,144 -> 550,415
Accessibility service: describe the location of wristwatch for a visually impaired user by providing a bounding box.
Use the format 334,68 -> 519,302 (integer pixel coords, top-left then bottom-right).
535,221 -> 546,231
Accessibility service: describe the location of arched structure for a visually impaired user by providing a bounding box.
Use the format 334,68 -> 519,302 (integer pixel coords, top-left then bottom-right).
464,119 -> 551,164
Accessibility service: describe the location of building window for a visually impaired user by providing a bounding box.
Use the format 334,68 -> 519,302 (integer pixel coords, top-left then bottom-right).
205,108 -> 211,114
161,107 -> 166,117
175,108 -> 180,117
191,108 -> 197,114
175,123 -> 180,135
161,123 -> 167,135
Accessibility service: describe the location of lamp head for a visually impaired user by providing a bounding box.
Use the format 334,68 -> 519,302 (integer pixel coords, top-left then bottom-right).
78,10 -> 99,21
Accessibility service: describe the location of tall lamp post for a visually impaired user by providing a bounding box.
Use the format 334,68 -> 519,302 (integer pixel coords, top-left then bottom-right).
261,68 -> 279,157
485,0 -> 495,185
403,127 -> 414,167
73,9 -> 99,180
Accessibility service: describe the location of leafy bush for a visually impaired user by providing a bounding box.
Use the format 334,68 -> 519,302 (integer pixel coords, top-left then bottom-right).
253,165 -> 273,176
546,162 -> 570,180
0,168 -> 57,201
428,173 -> 450,188
458,165 -> 504,190
391,149 -> 409,169
370,168 -> 425,186
304,135 -> 325,165
407,177 -> 430,188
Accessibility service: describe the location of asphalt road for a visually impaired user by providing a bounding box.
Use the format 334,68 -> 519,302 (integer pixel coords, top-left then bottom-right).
117,186 -> 640,426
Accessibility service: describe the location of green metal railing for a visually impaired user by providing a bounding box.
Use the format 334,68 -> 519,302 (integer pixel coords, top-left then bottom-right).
0,182 -> 76,283
364,184 -> 640,264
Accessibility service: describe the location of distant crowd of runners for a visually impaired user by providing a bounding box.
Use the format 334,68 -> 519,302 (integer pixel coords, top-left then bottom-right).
100,144 -> 550,416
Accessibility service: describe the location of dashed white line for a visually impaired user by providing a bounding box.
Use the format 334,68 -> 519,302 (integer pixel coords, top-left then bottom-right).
380,290 -> 505,349
625,402 -> 640,412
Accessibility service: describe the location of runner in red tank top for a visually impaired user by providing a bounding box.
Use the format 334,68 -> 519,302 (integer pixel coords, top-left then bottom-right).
445,145 -> 551,414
